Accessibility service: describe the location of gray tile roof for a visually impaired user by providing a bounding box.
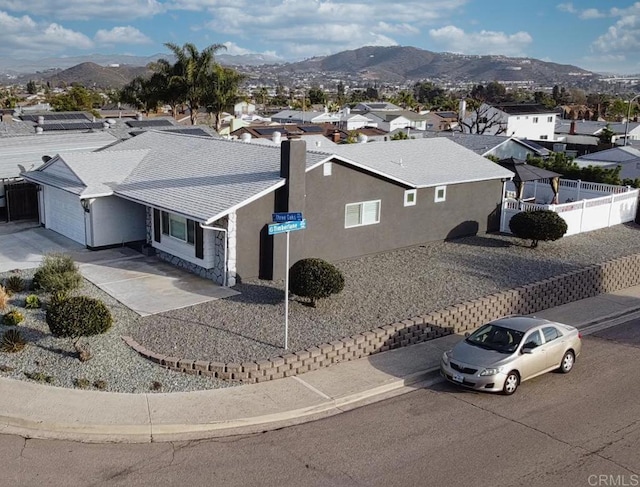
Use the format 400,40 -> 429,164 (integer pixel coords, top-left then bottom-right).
0,131 -> 117,179
575,146 -> 640,164
106,131 -> 328,223
422,132 -> 510,155
316,137 -> 513,187
555,120 -> 640,136
23,149 -> 148,197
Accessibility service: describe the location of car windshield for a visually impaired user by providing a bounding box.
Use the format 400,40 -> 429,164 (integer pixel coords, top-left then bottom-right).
465,324 -> 524,353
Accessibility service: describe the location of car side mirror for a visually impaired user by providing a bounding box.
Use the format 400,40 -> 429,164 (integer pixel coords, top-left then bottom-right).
521,347 -> 533,354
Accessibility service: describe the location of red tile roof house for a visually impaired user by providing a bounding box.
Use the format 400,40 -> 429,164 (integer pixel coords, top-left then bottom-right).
22,131 -> 513,286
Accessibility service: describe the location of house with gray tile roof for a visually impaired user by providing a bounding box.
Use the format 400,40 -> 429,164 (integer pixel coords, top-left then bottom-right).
423,132 -> 551,159
573,146 -> 640,182
22,131 -> 513,286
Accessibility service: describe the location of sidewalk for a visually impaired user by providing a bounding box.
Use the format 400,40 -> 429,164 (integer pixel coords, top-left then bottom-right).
2,286 -> 640,444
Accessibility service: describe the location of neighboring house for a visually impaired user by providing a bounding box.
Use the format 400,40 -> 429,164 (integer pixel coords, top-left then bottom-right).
230,124 -> 332,145
366,110 -> 430,132
23,132 -> 513,286
555,119 -> 640,146
463,103 -> 556,141
234,101 -> 256,117
573,146 -> 640,182
424,111 -> 460,132
337,111 -> 375,131
424,133 -> 551,160
0,131 -> 117,222
352,102 -> 402,112
270,110 -> 340,124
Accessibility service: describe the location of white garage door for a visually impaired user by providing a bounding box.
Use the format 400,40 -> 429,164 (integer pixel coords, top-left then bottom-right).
44,186 -> 86,245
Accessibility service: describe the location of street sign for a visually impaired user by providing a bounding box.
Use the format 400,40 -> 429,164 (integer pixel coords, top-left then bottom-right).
268,219 -> 306,235
272,212 -> 303,223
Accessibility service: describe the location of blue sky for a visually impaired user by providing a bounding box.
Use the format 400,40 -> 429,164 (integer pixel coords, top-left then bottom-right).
0,0 -> 639,74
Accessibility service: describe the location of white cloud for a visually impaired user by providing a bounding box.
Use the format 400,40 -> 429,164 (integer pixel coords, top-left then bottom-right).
592,15 -> 640,55
579,8 -> 605,20
428,25 -> 532,57
0,0 -> 165,21
556,3 -> 577,14
95,26 -> 152,45
0,11 -> 93,58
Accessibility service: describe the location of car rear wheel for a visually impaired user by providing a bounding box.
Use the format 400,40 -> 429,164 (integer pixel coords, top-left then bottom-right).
559,351 -> 575,374
502,371 -> 519,395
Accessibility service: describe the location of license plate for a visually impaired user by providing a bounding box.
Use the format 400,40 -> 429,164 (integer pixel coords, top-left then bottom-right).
453,373 -> 464,383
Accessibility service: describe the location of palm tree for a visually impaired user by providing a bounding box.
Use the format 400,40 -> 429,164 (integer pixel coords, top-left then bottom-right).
164,42 -> 226,125
203,65 -> 247,132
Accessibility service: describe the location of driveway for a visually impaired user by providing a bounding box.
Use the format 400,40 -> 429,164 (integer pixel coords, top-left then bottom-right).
0,223 -> 238,316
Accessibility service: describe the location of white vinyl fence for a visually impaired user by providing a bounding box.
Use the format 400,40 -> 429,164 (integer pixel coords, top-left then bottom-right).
501,179 -> 639,236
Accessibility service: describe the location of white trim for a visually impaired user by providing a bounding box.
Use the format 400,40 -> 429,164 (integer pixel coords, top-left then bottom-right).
434,185 -> 447,203
404,189 -> 417,206
323,162 -> 332,176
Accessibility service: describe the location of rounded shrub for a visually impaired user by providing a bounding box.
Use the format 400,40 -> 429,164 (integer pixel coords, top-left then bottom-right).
3,310 -> 24,326
24,294 -> 41,309
33,253 -> 82,294
46,295 -> 113,337
509,209 -> 568,248
289,258 -> 345,307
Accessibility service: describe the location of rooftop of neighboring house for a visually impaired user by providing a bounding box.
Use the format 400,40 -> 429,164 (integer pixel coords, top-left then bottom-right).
0,110 -> 218,140
493,103 -> 557,115
555,119 -> 640,136
574,146 -> 640,164
423,132 -> 517,155
352,102 -> 402,112
366,110 -> 430,122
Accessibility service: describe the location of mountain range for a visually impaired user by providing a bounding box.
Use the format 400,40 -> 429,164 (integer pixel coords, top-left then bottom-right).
1,46 -> 604,89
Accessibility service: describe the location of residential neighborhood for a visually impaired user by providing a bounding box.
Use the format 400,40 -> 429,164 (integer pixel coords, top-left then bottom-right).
1,4 -> 640,483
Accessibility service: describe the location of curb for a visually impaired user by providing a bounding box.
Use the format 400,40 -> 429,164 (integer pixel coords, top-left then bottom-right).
0,367 -> 442,444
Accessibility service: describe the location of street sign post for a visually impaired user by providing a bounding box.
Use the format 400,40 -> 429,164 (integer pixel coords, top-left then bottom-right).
268,214 -> 306,350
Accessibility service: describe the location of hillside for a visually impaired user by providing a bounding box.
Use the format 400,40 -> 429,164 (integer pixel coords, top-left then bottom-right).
273,45 -> 595,85
38,62 -> 151,89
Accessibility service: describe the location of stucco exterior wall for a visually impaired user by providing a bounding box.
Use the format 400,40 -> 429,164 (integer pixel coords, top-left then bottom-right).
88,196 -> 146,248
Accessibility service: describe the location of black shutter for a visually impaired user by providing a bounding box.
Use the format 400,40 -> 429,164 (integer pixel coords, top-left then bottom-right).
195,222 -> 204,259
153,209 -> 161,242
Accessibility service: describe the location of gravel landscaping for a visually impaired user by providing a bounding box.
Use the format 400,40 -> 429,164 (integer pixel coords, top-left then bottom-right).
2,223 -> 640,393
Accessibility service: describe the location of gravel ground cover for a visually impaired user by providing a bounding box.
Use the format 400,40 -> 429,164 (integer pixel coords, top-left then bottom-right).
1,223 -> 640,393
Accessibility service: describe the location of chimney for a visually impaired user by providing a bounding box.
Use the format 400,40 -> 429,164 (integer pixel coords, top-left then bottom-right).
569,120 -> 576,135
267,139 -> 307,280
332,130 -> 341,143
279,138 -> 306,214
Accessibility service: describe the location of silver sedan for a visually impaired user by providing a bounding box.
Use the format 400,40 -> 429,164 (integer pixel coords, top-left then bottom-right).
440,316 -> 582,395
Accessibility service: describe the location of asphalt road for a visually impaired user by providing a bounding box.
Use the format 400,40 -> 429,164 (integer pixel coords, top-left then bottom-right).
1,324 -> 639,487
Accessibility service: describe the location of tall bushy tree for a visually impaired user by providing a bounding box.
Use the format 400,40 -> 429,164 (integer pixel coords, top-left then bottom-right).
203,65 -> 246,131
164,42 -> 227,125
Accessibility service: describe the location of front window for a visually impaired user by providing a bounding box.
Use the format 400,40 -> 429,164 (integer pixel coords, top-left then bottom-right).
434,186 -> 447,203
466,324 -> 524,353
533,117 -> 539,123
162,211 -> 195,244
345,200 -> 380,228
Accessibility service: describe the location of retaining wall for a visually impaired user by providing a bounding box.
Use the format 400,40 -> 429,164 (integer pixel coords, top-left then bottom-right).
123,253 -> 640,383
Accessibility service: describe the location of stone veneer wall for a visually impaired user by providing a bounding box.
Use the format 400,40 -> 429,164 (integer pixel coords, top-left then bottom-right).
123,253 -> 640,383
145,208 -> 231,286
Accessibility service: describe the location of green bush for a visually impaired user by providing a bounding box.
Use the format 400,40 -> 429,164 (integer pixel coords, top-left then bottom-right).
509,209 -> 568,248
1,329 -> 26,353
24,295 -> 41,309
2,310 -> 24,326
46,295 -> 113,338
289,258 -> 345,307
33,253 -> 82,294
4,275 -> 24,293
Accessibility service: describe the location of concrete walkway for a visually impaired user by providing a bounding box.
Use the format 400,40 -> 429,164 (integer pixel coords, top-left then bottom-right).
1,285 -> 639,444
0,224 -> 237,315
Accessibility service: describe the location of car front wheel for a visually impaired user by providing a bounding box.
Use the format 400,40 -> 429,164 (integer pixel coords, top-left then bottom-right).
502,371 -> 519,395
559,351 -> 575,374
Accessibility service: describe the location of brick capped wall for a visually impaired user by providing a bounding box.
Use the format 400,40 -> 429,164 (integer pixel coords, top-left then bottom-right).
123,253 -> 640,383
